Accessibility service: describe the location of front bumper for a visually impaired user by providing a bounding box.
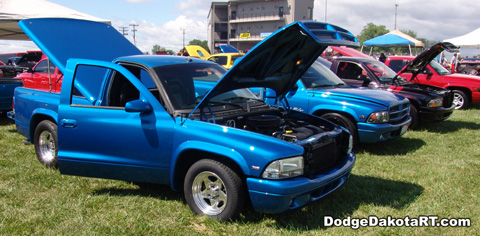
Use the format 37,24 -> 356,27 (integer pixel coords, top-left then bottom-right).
418,106 -> 454,122
246,152 -> 355,214
356,116 -> 411,143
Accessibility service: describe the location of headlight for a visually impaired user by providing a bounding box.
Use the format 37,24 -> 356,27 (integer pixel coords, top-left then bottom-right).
427,98 -> 443,107
366,111 -> 389,123
262,156 -> 304,179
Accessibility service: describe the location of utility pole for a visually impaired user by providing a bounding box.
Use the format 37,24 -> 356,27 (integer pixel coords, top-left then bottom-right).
324,0 -> 327,22
119,27 -> 129,36
181,28 -> 186,48
130,24 -> 139,45
394,4 -> 399,30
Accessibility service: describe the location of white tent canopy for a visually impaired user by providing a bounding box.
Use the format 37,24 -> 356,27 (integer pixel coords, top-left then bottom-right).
0,0 -> 110,40
444,28 -> 480,48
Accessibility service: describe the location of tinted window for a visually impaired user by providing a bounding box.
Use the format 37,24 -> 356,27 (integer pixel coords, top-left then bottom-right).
153,63 -> 225,109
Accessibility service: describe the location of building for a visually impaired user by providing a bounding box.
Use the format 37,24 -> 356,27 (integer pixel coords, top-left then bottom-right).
208,0 -> 314,53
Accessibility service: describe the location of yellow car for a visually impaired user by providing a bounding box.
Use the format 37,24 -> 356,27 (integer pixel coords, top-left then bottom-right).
181,45 -> 244,69
207,53 -> 244,69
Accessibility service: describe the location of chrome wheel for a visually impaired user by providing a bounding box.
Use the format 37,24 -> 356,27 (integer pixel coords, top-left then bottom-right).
191,171 -> 227,215
452,91 -> 466,109
34,120 -> 58,168
38,130 -> 56,163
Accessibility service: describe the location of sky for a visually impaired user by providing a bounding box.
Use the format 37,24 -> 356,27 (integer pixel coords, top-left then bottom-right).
1,0 -> 479,56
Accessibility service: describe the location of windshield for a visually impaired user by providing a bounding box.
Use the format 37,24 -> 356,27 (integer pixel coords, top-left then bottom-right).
301,60 -> 345,88
364,60 -> 398,82
429,60 -> 451,75
154,63 -> 260,110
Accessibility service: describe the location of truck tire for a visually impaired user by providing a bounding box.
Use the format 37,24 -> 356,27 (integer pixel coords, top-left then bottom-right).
184,159 -> 244,221
452,90 -> 469,110
34,120 -> 58,168
409,105 -> 419,129
320,113 -> 358,147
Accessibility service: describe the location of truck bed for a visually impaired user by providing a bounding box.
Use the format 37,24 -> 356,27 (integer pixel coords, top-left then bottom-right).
12,87 -> 60,141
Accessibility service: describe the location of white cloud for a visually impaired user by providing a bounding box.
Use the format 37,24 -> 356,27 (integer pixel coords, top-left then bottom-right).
120,15 -> 208,53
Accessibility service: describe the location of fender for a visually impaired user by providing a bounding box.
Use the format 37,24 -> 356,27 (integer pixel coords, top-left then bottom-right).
28,108 -> 58,141
309,104 -> 360,122
170,140 -> 250,188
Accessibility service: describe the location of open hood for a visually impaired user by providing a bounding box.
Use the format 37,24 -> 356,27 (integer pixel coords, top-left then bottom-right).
183,45 -> 211,59
196,21 -> 359,111
397,42 -> 459,78
219,45 -> 240,53
18,18 -> 143,74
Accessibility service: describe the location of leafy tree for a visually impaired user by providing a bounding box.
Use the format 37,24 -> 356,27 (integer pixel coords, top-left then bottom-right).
356,23 -> 389,45
188,39 -> 210,54
151,44 -> 174,55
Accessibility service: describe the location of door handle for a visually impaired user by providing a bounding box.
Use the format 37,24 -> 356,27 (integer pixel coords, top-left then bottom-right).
60,119 -> 78,128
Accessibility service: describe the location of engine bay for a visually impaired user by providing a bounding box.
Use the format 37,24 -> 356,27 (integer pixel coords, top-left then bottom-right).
220,110 -> 334,142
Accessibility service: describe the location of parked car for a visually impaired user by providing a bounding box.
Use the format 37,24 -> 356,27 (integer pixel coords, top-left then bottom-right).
182,45 -> 244,69
0,51 -> 43,77
329,56 -> 455,129
457,57 -> 480,75
15,57 -> 63,93
10,18 -> 358,221
262,58 -> 411,146
385,42 -> 480,109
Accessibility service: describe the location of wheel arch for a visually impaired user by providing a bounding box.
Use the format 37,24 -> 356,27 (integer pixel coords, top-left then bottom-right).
170,142 -> 248,191
29,110 -> 57,143
446,86 -> 472,103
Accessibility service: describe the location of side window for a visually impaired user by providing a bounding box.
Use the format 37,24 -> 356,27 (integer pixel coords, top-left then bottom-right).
33,60 -> 57,73
105,72 -> 140,107
337,62 -> 363,80
388,60 -> 406,72
122,65 -> 164,107
70,65 -> 109,106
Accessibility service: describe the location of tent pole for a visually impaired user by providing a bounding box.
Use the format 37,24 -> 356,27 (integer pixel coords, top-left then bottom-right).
409,45 -> 412,56
369,47 -> 373,56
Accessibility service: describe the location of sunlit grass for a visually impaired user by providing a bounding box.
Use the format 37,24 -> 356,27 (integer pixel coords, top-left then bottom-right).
0,105 -> 478,235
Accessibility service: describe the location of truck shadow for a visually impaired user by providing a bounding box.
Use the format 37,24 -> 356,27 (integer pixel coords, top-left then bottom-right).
91,174 -> 422,229
238,174 -> 423,229
0,113 -> 14,126
415,120 -> 480,134
355,137 -> 425,156
92,183 -> 184,201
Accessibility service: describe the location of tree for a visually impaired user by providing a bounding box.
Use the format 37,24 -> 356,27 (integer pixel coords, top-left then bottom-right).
356,23 -> 389,45
151,44 -> 174,55
188,39 -> 210,54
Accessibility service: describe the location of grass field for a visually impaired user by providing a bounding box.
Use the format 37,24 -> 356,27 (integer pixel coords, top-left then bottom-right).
0,105 -> 479,235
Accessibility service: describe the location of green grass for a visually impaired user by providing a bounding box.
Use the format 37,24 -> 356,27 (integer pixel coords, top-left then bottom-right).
1,105 -> 479,235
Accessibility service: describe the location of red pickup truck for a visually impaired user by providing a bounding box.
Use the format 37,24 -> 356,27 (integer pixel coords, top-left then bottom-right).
385,42 -> 480,109
15,57 -> 63,93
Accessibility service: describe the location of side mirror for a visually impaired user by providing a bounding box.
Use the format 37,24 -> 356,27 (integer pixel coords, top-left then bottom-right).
287,83 -> 299,97
125,99 -> 153,113
359,75 -> 371,87
423,69 -> 433,75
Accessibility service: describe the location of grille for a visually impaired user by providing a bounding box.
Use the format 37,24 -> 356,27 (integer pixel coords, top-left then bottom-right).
303,132 -> 349,177
389,102 -> 410,124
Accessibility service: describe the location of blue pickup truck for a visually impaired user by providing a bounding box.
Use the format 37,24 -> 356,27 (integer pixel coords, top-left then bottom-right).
262,58 -> 411,146
0,78 -> 23,114
10,19 -> 358,220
